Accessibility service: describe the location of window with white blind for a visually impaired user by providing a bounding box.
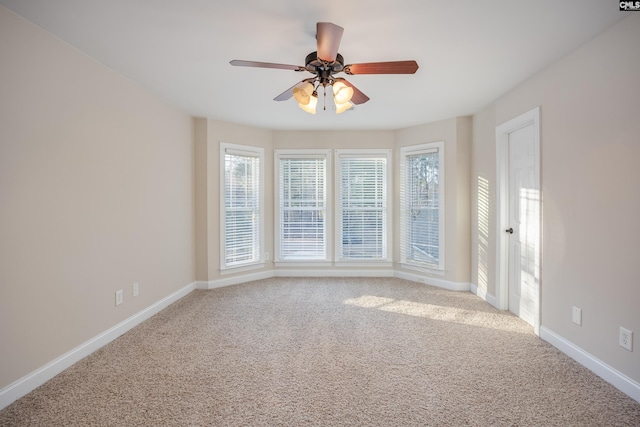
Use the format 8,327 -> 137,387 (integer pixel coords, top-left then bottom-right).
336,150 -> 391,261
220,143 -> 264,270
275,150 -> 330,262
400,142 -> 444,271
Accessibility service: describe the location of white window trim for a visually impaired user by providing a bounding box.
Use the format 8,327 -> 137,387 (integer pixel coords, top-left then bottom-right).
274,149 -> 332,264
334,149 -> 393,263
399,141 -> 445,272
219,142 -> 265,272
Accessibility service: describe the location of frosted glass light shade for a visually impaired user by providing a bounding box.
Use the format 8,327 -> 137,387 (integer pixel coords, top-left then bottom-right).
293,82 -> 314,105
335,101 -> 353,114
298,93 -> 318,114
332,81 -> 354,104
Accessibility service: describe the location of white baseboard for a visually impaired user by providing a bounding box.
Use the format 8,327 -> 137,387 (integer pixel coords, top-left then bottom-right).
470,283 -> 497,307
194,281 -> 210,290
540,326 -> 640,404
204,270 -> 275,289
0,281 -> 197,411
202,268 -> 400,289
203,268 -> 467,290
395,270 -> 471,292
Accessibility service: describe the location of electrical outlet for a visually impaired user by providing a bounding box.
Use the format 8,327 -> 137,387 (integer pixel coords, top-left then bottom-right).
115,289 -> 124,306
619,327 -> 633,352
265,252 -> 270,261
572,306 -> 582,326
132,282 -> 139,297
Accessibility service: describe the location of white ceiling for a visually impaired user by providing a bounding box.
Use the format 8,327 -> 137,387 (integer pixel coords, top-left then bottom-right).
0,1 -> 628,131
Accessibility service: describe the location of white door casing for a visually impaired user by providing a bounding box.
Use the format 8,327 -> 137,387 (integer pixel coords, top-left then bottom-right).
496,107 -> 541,333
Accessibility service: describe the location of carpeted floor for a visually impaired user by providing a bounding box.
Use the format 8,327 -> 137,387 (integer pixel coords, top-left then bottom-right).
1,277 -> 639,426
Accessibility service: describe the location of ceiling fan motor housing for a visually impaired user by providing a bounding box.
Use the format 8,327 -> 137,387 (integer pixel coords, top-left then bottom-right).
304,51 -> 344,86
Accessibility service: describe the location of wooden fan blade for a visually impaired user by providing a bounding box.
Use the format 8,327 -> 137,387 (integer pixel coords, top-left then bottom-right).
344,60 -> 419,75
316,22 -> 344,62
336,78 -> 370,105
273,79 -> 315,101
230,60 -> 304,71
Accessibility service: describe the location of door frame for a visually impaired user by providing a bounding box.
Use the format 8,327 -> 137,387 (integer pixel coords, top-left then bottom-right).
495,106 -> 541,334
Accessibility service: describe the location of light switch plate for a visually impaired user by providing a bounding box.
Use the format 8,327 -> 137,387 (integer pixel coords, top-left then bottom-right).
572,306 -> 582,326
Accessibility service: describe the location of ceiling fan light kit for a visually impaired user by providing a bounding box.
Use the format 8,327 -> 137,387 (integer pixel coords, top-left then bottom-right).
298,90 -> 318,114
293,82 -> 314,105
332,81 -> 353,104
230,22 -> 418,115
335,100 -> 353,114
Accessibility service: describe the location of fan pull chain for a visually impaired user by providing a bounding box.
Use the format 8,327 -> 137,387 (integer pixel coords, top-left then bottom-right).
323,86 -> 327,111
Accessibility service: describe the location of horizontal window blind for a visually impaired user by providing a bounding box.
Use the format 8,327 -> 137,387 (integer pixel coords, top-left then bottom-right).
400,145 -> 442,269
224,150 -> 260,267
338,156 -> 387,260
278,157 -> 327,260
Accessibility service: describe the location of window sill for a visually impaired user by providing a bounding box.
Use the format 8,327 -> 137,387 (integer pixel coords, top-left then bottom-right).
220,262 -> 266,275
399,263 -> 445,276
335,261 -> 394,268
274,261 -> 333,268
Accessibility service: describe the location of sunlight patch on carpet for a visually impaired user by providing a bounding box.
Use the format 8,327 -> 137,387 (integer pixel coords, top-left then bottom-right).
343,295 -> 529,333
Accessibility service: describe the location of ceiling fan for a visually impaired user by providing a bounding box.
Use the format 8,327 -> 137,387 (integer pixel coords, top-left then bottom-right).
230,22 -> 419,114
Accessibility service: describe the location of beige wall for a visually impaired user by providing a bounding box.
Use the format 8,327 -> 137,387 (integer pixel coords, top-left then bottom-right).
471,106 -> 498,299
273,130 -> 395,150
471,14 -> 640,382
0,7 -> 195,389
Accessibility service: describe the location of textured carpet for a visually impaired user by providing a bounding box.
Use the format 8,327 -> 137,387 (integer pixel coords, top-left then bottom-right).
1,277 -> 639,426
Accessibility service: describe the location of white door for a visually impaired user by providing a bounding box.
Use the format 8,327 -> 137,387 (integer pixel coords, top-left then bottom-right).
506,123 -> 539,327
496,107 -> 540,332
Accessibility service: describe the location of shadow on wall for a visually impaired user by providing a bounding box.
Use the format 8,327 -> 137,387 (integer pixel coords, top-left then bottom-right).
477,175 -> 491,296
